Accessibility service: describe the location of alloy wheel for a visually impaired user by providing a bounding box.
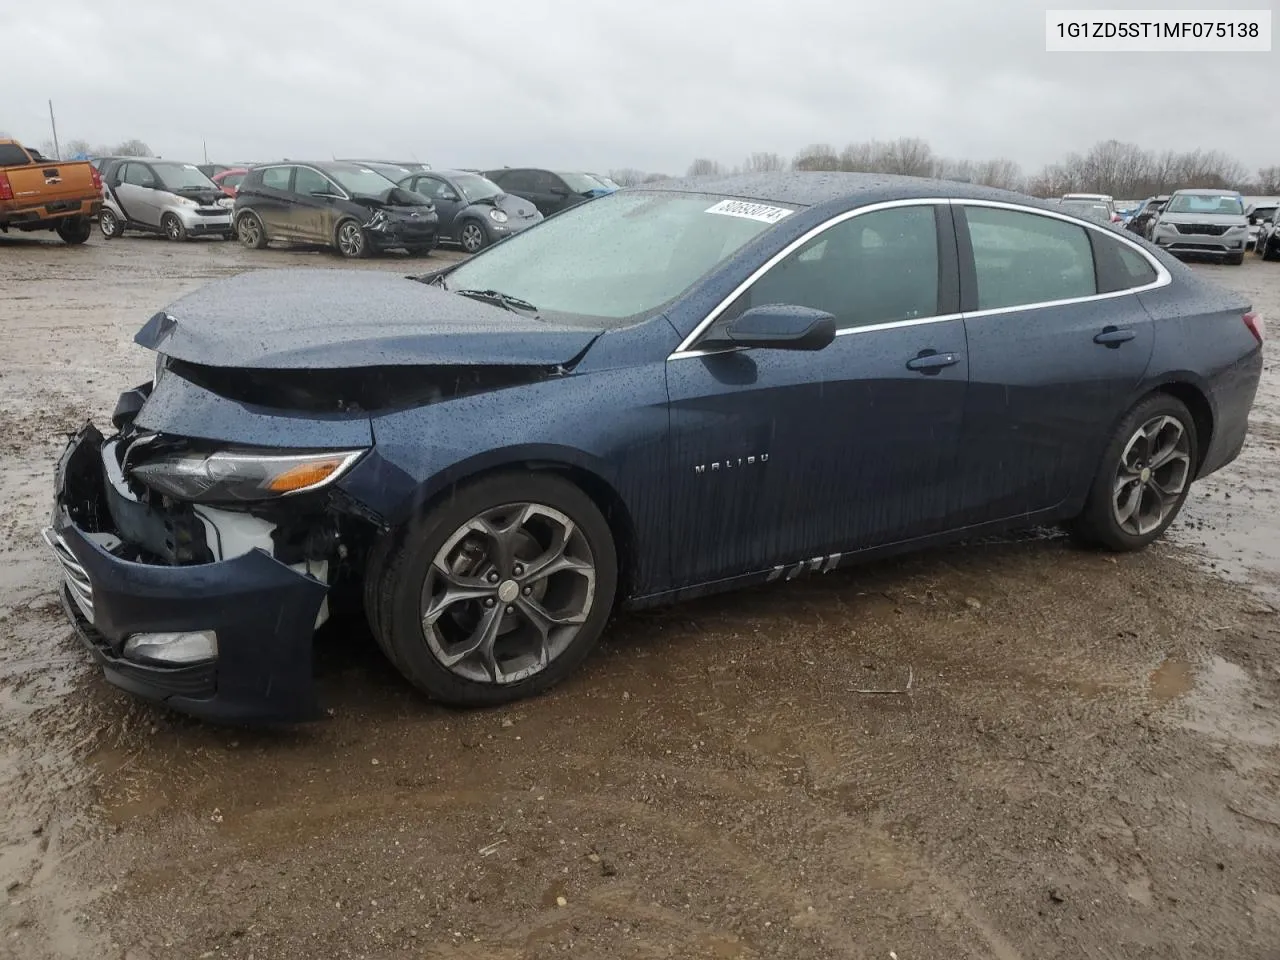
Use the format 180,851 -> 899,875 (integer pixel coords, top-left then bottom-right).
461,223 -> 484,253
164,216 -> 181,240
338,222 -> 364,257
1112,415 -> 1191,536
238,216 -> 261,246
419,502 -> 597,684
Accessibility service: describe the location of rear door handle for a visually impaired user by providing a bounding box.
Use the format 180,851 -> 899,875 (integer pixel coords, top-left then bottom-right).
906,350 -> 960,374
1094,326 -> 1136,347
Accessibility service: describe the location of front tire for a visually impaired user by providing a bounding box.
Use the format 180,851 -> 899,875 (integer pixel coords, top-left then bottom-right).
56,216 -> 91,245
1226,252 -> 1244,266
161,213 -> 187,242
1070,394 -> 1198,552
335,219 -> 368,258
1263,238 -> 1279,262
99,209 -> 125,239
371,473 -> 618,706
459,220 -> 487,254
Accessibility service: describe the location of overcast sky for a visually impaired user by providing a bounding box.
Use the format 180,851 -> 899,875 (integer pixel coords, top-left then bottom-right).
3,0 -> 1274,177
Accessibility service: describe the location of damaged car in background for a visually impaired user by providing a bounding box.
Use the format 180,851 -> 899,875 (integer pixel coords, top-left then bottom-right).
47,175 -> 1264,723
233,161 -> 439,258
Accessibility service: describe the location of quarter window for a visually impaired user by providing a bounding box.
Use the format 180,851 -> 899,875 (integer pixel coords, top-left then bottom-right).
722,205 -> 940,333
1092,232 -> 1158,293
261,166 -> 292,191
964,206 -> 1095,310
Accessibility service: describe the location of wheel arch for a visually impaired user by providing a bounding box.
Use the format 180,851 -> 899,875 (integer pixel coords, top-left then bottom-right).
377,451 -> 641,604
1134,376 -> 1215,475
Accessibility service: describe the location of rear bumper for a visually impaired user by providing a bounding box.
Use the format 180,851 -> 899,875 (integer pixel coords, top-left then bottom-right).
1199,348 -> 1265,479
0,198 -> 101,229
46,423 -> 327,724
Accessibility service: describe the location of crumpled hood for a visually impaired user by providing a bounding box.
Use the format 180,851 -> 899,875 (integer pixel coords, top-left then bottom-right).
173,186 -> 228,207
135,268 -> 600,369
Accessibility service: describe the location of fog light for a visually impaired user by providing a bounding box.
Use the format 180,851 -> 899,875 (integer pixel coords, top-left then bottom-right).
123,630 -> 218,664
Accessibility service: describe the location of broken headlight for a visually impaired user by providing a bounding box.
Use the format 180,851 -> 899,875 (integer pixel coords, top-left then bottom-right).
488,209 -> 509,223
131,449 -> 365,503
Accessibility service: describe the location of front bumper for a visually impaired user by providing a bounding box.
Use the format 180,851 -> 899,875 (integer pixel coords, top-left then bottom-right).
46,423 -> 327,723
174,205 -> 233,235
1153,231 -> 1247,257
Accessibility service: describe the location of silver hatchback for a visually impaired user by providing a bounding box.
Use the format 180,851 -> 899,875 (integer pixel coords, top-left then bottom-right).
98,159 -> 234,241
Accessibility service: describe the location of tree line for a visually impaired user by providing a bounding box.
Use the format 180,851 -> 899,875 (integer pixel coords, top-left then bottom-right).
611,139 -> 1280,198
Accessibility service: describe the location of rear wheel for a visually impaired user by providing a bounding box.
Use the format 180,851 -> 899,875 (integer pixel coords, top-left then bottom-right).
1069,394 -> 1198,552
237,212 -> 268,249
459,220 -> 486,254
56,216 -> 91,245
99,208 -> 125,239
335,219 -> 368,258
371,473 -> 617,706
161,213 -> 187,242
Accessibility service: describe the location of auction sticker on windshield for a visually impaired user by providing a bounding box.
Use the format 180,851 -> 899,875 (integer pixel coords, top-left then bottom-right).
704,199 -> 793,224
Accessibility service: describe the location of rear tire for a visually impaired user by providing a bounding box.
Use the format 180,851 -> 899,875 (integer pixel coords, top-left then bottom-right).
56,216 -> 91,245
99,209 -> 125,239
371,472 -> 617,706
161,213 -> 187,242
1069,393 -> 1198,552
237,211 -> 268,249
1263,238 -> 1279,262
335,219 -> 368,258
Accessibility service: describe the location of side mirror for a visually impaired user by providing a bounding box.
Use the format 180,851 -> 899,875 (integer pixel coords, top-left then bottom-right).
722,305 -> 836,351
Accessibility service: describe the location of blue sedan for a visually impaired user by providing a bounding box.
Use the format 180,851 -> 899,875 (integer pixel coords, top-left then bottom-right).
46,174 -> 1264,723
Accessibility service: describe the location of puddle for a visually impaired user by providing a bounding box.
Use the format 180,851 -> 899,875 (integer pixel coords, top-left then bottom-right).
1157,655 -> 1280,749
1149,658 -> 1195,702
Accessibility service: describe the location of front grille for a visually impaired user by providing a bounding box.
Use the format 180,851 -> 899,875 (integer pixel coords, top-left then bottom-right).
194,208 -> 228,217
1170,242 -> 1226,250
42,528 -> 94,622
1175,223 -> 1229,236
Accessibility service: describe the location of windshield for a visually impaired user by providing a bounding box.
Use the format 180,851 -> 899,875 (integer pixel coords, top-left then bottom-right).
442,191 -> 791,327
559,172 -> 606,194
455,173 -> 503,202
1061,200 -> 1110,215
1249,205 -> 1277,219
154,162 -> 218,190
1166,193 -> 1244,215
328,167 -> 400,200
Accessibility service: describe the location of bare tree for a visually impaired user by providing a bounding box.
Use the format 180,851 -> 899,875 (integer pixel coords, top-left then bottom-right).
62,138 -> 93,158
686,157 -> 723,177
113,139 -> 152,157
792,143 -> 841,172
607,168 -> 648,187
878,137 -> 937,177
1258,166 -> 1280,194
642,172 -> 672,183
742,151 -> 785,173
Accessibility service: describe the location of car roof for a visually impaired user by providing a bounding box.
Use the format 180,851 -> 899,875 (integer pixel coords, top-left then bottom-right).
1172,187 -> 1242,196
635,172 -> 1070,211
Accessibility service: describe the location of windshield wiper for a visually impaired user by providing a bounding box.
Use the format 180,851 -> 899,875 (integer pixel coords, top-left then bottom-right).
454,288 -> 539,316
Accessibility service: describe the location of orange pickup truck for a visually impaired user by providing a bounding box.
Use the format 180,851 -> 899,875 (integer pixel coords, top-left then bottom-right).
0,138 -> 102,244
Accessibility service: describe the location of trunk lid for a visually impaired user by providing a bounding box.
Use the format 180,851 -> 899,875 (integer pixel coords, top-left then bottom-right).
2,157 -> 99,206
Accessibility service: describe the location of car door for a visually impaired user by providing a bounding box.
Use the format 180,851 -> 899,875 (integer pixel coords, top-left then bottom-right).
412,175 -> 462,238
253,165 -> 297,239
666,202 -> 969,584
289,166 -> 344,243
116,162 -> 162,227
498,170 -> 541,212
954,202 -> 1156,525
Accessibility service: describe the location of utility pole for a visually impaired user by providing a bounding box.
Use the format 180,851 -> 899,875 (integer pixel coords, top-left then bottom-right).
203,139 -> 208,164
48,100 -> 61,160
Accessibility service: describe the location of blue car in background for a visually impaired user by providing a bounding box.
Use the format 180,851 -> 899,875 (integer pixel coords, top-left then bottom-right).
46,174 -> 1264,723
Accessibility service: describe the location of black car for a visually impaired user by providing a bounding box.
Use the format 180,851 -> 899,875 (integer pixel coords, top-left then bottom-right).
233,161 -> 439,258
483,168 -> 612,217
398,169 -> 542,252
1126,195 -> 1169,240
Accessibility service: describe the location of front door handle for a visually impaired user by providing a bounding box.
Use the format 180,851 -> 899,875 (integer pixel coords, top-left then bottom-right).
1094,326 -> 1136,347
906,350 -> 959,374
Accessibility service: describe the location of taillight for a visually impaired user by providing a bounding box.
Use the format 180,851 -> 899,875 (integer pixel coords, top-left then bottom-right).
1243,311 -> 1265,344
0,172 -> 12,202
90,166 -> 102,192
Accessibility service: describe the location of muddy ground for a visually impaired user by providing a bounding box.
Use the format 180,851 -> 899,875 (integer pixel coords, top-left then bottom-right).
1,232 -> 1278,960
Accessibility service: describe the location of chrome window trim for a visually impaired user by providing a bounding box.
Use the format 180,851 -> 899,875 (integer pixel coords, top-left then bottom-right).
296,164 -> 349,201
667,196 -> 1171,362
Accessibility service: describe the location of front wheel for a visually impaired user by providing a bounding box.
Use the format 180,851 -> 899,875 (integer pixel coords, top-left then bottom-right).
161,213 -> 187,242
56,216 -> 91,245
99,208 -> 125,239
370,473 -> 618,706
459,220 -> 487,254
335,219 -> 368,258
1069,394 -> 1198,552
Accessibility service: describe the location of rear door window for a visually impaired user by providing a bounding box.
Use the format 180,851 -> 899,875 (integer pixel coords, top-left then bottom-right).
261,166 -> 292,191
293,167 -> 332,196
963,206 -> 1096,310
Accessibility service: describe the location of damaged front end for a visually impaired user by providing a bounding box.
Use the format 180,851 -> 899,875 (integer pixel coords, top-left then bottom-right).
46,381 -> 373,723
